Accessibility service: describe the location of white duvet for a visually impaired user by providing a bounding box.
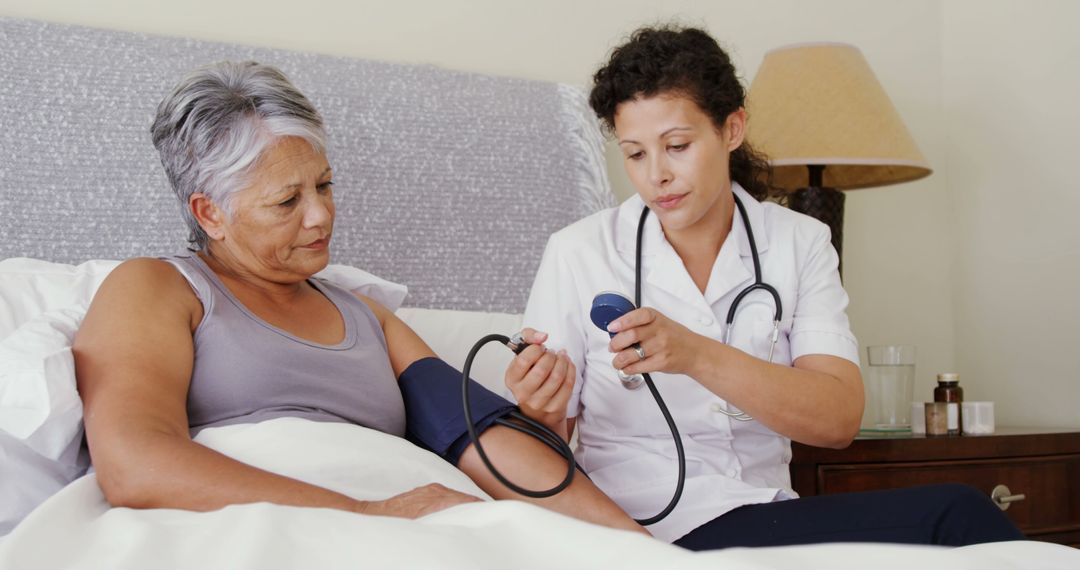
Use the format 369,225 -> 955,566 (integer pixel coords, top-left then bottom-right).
0,418 -> 1075,569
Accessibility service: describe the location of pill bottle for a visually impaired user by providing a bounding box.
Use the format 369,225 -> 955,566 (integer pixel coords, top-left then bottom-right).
933,373 -> 964,436
924,402 -> 949,437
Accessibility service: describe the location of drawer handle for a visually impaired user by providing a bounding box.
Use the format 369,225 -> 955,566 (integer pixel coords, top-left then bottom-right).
990,484 -> 1026,511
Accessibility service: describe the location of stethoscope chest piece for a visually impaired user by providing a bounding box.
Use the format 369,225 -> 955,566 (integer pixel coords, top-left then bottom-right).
618,370 -> 646,390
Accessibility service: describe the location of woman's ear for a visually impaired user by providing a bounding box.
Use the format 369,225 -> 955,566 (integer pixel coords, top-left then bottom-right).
189,193 -> 226,241
724,108 -> 748,151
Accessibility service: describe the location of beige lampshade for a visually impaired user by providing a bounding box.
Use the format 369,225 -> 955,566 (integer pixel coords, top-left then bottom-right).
745,42 -> 931,191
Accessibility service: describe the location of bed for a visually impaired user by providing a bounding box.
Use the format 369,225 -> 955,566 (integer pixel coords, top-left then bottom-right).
1,16 -> 1077,569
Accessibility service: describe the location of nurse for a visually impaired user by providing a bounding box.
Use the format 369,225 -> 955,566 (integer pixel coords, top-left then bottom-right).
508,25 -> 1023,549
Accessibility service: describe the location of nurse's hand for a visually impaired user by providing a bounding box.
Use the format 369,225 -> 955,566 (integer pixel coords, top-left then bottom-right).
504,328 -> 575,441
607,307 -> 706,378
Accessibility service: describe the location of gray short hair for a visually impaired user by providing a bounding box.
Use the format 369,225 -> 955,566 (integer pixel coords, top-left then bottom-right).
151,61 -> 327,250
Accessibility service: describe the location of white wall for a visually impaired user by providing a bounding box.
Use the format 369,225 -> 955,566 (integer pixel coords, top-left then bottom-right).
1,0 -> 1074,427
942,0 -> 1080,427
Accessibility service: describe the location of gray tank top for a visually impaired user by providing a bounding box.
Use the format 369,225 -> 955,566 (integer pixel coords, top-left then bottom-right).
164,253 -> 406,437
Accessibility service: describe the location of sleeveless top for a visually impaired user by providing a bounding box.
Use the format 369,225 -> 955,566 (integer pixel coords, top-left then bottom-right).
163,253 -> 406,437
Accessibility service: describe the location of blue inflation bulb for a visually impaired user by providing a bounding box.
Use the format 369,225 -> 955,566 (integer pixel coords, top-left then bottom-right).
590,292 -> 637,339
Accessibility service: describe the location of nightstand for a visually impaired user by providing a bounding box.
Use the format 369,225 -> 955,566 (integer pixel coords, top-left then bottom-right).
790,427 -> 1080,546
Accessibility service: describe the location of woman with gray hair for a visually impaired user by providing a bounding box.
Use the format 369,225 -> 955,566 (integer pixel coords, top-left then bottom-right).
72,61 -> 644,532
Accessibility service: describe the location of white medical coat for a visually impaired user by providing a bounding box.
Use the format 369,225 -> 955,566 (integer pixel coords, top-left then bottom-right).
522,183 -> 860,542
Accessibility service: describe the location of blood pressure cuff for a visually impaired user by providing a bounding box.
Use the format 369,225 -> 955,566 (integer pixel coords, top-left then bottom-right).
398,357 -> 517,465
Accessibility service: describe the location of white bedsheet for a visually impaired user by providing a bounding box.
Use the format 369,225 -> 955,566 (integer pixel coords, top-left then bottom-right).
0,418 -> 1075,569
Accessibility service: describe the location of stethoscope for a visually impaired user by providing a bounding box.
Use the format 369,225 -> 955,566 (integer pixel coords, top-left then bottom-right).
613,193 -> 783,422
462,192 -> 782,526
588,193 -> 783,524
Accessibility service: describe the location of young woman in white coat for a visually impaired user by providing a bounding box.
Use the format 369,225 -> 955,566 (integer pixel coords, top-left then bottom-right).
508,25 -> 1023,549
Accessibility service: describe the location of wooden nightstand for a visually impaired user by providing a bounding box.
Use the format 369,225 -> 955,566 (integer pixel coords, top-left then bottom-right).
790,427 -> 1080,546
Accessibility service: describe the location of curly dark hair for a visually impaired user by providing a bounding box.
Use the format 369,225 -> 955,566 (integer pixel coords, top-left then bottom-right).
589,25 -> 777,202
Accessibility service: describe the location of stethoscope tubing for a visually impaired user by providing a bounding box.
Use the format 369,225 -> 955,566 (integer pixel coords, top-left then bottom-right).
629,193 -> 782,520
631,206 -> 686,525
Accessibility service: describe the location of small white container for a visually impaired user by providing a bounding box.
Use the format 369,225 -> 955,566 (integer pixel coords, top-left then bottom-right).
961,401 -> 995,435
910,402 -> 926,435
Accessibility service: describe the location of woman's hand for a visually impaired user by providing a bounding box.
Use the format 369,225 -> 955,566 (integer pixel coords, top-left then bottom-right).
607,307 -> 708,378
503,329 -> 575,440
357,483 -> 482,519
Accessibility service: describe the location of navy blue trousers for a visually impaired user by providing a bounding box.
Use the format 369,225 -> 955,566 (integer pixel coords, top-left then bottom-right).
674,483 -> 1025,551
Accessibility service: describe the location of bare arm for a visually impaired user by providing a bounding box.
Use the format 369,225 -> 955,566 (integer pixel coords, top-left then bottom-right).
75,259 -> 475,517
609,309 -> 862,449
353,295 -> 437,376
694,348 -> 861,448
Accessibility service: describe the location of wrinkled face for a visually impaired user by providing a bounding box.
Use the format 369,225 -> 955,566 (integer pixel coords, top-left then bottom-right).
212,136 -> 335,282
613,93 -> 743,234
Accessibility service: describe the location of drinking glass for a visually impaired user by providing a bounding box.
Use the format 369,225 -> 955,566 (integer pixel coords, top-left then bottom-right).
863,345 -> 916,431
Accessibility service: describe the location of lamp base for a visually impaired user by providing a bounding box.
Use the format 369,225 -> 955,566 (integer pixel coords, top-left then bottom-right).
788,186 -> 845,276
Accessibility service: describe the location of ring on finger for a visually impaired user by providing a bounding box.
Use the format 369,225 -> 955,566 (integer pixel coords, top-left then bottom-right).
633,345 -> 646,361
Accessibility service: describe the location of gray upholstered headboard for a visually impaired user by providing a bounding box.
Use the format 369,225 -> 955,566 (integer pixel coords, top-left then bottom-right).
0,17 -> 613,313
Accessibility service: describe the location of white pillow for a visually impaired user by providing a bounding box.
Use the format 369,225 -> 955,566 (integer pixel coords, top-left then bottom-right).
0,258 -> 119,342
0,430 -> 89,536
314,264 -> 408,312
0,307 -> 90,537
0,306 -> 85,461
396,307 -> 523,397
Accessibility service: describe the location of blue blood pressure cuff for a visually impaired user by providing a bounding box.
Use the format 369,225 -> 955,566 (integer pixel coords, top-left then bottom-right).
398,357 -> 517,465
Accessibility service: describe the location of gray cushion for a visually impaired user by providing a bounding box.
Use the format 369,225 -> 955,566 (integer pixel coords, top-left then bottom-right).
0,17 -> 614,312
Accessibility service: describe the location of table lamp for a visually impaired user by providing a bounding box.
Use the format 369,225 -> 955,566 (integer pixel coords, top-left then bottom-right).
745,42 -> 932,275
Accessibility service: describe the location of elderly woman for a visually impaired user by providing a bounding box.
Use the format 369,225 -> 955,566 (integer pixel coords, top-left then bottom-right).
72,60 -> 643,532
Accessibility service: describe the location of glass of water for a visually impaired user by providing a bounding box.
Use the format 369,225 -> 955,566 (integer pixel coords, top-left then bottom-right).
863,345 -> 916,432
